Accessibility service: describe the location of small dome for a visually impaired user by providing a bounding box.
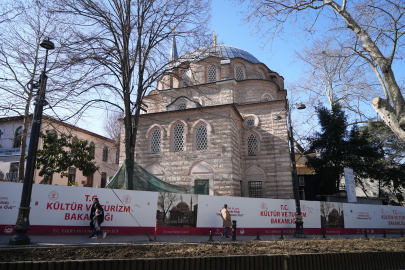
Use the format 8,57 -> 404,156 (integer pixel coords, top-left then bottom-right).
174,45 -> 260,65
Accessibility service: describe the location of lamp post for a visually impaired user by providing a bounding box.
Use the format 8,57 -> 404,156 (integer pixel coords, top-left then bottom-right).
274,102 -> 306,238
9,38 -> 54,245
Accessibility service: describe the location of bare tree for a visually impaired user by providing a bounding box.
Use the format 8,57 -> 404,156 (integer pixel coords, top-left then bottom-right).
290,36 -> 381,128
103,110 -> 124,142
54,0 -> 211,187
158,192 -> 179,222
242,0 -> 405,143
0,0 -> 90,181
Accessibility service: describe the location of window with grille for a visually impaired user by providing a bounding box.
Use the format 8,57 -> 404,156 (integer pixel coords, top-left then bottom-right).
150,129 -> 161,153
102,146 -> 108,161
207,65 -> 216,82
258,72 -> 264,79
196,124 -> 208,150
248,181 -> 262,198
13,126 -> 23,148
247,133 -> 258,156
246,118 -> 255,127
115,151 -> 120,164
235,66 -> 244,81
178,103 -> 187,110
173,124 -> 184,152
195,179 -> 209,190
182,69 -> 191,87
263,97 -> 270,102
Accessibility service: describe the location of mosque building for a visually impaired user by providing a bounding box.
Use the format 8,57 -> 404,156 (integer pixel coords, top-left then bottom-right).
124,33 -> 294,199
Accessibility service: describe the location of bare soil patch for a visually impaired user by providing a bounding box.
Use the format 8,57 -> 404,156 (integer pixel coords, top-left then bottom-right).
1,238 -> 405,262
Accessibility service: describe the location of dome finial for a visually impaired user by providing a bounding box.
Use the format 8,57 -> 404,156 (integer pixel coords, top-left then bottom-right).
213,30 -> 217,46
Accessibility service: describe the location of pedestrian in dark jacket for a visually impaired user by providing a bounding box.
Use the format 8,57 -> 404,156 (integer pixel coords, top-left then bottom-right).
89,197 -> 99,237
91,203 -> 107,239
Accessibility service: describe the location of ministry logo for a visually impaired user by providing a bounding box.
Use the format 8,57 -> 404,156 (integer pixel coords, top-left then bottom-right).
48,191 -> 59,201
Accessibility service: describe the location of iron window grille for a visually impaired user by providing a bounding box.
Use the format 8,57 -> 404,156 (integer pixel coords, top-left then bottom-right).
246,118 -> 255,127
173,124 -> 184,152
248,181 -> 262,198
247,133 -> 258,156
150,129 -> 161,153
207,65 -> 216,82
235,66 -> 244,81
178,103 -> 187,110
196,124 -> 208,150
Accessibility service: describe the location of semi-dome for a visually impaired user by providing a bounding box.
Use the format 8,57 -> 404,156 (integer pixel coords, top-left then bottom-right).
174,45 -> 261,65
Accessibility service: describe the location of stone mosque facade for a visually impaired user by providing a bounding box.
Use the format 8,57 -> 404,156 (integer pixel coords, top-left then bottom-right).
125,36 -> 294,199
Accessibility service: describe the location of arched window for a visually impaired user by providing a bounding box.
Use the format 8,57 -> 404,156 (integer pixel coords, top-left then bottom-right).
247,133 -> 258,156
235,66 -> 244,81
89,142 -> 95,157
257,72 -> 264,79
178,103 -> 187,110
207,65 -> 216,83
182,69 -> 191,87
150,128 -> 161,154
173,124 -> 184,152
102,146 -> 108,161
196,125 -> 208,150
13,126 -> 23,148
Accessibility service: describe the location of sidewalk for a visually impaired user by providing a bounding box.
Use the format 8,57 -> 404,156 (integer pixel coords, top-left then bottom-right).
0,233 -> 388,248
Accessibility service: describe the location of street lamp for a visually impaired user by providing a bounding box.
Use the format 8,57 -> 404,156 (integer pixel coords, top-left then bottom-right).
9,38 -> 54,245
274,102 -> 306,238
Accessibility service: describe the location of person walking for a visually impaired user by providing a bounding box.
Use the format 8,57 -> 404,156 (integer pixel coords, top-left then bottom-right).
221,204 -> 232,238
91,203 -> 107,239
89,197 -> 99,238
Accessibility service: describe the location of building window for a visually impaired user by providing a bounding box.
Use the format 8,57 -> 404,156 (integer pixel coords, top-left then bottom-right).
246,118 -> 255,127
6,162 -> 19,181
240,181 -> 243,197
258,72 -> 264,79
235,66 -> 244,81
115,150 -> 120,164
68,167 -> 76,185
207,65 -> 216,82
102,146 -> 108,161
43,175 -> 53,185
13,126 -> 23,148
247,134 -> 258,156
178,103 -> 187,110
299,176 -> 305,186
196,124 -> 208,150
101,172 -> 107,188
182,69 -> 191,87
248,181 -> 262,198
173,124 -> 184,152
90,142 -> 95,157
150,129 -> 161,153
71,136 -> 78,154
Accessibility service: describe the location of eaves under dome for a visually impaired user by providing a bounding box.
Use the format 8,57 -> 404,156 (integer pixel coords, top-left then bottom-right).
172,45 -> 261,66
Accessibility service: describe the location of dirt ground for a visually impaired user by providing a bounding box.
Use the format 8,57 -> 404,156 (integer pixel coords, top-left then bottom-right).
1,238 -> 405,262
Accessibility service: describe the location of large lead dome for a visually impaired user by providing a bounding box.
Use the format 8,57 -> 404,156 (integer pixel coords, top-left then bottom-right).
175,45 -> 260,65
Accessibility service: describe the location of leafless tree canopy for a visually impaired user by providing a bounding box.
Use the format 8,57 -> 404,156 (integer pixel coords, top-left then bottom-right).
0,0 -> 96,180
53,0 -> 212,167
241,0 -> 405,143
